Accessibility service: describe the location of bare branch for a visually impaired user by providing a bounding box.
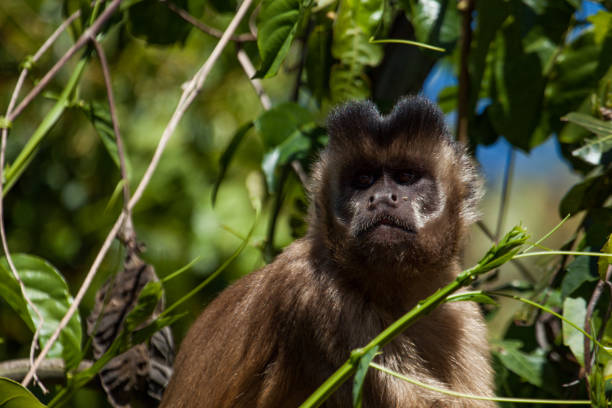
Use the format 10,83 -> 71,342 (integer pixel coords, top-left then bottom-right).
456,0 -> 474,145
0,358 -> 92,382
21,0 -> 255,385
236,47 -> 271,110
90,36 -> 136,246
7,0 -> 122,123
128,0 -> 255,208
162,0 -> 255,42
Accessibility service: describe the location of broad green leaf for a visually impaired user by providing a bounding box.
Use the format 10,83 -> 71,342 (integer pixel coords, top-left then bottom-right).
124,281 -> 163,333
563,112 -> 612,137
330,0 -> 384,103
562,297 -> 587,365
492,340 -> 549,389
588,10 -> 612,44
212,122 -> 254,205
254,102 -> 313,148
488,26 -> 546,151
127,0 -> 194,45
563,112 -> 612,165
0,255 -> 82,371
561,255 -> 598,298
401,0 -> 459,50
559,174 -> 611,217
262,128 -> 312,192
255,0 -> 311,78
571,135 -> 612,165
352,346 -> 379,408
0,377 -> 47,408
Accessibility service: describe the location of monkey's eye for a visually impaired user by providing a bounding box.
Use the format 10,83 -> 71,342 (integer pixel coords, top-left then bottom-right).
353,173 -> 375,189
395,171 -> 420,185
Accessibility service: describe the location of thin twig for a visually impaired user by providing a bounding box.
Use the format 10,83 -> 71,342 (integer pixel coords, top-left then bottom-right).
21,0 -> 254,385
7,0 -> 122,123
129,0 -> 255,208
584,264 -> 612,382
0,8 -> 81,394
90,36 -> 135,245
236,47 -> 271,109
495,147 -> 515,240
456,0 -> 474,145
161,0 -> 255,42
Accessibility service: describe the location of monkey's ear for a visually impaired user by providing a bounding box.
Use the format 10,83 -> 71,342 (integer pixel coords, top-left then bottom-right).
326,100 -> 381,147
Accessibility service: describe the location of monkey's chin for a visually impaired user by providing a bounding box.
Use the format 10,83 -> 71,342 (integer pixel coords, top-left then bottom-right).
363,224 -> 415,247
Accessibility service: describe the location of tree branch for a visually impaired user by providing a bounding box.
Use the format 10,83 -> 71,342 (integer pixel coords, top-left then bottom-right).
21,0 -> 255,386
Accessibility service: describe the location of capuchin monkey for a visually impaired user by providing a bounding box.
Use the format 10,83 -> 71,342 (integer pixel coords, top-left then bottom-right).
160,96 -> 495,407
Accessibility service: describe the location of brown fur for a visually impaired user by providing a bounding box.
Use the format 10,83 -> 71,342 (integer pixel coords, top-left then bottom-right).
160,97 -> 494,407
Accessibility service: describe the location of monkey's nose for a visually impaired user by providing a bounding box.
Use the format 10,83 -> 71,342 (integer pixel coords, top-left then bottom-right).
368,192 -> 398,209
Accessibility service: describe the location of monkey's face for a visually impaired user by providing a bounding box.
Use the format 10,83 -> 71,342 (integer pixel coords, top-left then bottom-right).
338,161 -> 442,248
309,97 -> 483,270
329,152 -> 450,266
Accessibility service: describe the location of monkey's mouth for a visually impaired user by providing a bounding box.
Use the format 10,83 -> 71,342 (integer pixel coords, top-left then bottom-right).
357,214 -> 415,237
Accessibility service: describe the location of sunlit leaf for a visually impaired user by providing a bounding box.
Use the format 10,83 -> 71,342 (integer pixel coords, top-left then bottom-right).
562,297 -> 587,366
559,174 -> 611,217
0,377 -> 47,408
330,0 -> 384,103
0,254 -> 82,371
255,0 -> 312,78
561,255 -> 598,298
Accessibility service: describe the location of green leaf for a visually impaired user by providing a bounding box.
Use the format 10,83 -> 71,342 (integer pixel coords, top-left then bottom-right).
330,0 -> 384,103
445,291 -> 498,305
254,102 -> 313,148
124,281 -> 162,333
471,225 -> 529,275
352,346 -> 379,408
562,297 -> 587,366
305,23 -> 332,103
492,340 -> 556,392
599,234 -> 612,281
0,255 -> 82,371
254,103 -> 313,192
79,101 -> 132,173
401,0 -> 460,50
212,122 -> 254,205
561,255 -> 598,298
559,174 -> 611,217
127,0 -> 193,45
563,112 -> 612,137
255,0 -> 311,78
562,112 -> 612,165
588,10 -> 612,45
262,129 -> 312,192
0,377 -> 47,407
